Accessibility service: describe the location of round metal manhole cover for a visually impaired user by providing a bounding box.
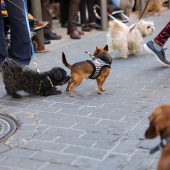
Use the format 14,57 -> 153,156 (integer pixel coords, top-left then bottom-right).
0,113 -> 20,143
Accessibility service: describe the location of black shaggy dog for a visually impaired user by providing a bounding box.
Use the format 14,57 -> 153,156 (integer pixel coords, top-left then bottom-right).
1,59 -> 71,99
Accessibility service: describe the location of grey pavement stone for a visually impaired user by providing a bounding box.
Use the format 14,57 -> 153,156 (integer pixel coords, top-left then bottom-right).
23,140 -> 67,152
0,157 -> 43,170
39,163 -> 87,170
96,154 -> 129,170
55,136 -> 96,147
44,126 -> 84,137
63,145 -> 108,159
30,151 -> 77,165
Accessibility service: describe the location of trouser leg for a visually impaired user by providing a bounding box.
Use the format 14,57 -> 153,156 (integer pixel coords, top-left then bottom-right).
41,0 -> 53,34
0,3 -> 7,62
4,0 -> 31,65
154,21 -> 170,46
68,0 -> 81,33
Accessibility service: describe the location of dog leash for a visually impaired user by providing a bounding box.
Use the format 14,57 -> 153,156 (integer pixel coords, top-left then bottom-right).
150,136 -> 170,154
130,0 -> 151,31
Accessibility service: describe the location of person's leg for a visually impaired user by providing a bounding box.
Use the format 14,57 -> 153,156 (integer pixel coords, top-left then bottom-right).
79,0 -> 91,31
41,0 -> 52,34
1,0 -> 31,65
143,21 -> 170,66
41,0 -> 62,40
154,21 -> 170,47
0,3 -> 8,62
60,0 -> 69,27
68,0 -> 82,39
79,0 -> 87,25
0,0 -> 31,65
87,0 -> 101,30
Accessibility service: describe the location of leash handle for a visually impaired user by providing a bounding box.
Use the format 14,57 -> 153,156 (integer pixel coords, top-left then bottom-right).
130,0 -> 151,31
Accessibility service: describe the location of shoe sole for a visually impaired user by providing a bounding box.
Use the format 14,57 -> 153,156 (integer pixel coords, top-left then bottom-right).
143,43 -> 170,67
34,23 -> 48,31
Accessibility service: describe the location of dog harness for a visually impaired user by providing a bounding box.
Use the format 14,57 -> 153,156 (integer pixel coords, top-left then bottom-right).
150,136 -> 170,154
86,58 -> 111,79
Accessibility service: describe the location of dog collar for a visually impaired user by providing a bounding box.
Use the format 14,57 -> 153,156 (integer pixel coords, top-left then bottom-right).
150,136 -> 170,154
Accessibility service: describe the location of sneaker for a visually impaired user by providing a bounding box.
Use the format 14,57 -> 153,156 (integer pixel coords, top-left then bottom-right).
33,21 -> 49,31
143,41 -> 170,66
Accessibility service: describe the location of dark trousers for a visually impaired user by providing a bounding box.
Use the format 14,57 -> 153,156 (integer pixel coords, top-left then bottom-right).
0,0 -> 31,65
79,0 -> 96,25
41,0 -> 53,34
68,0 -> 81,33
154,21 -> 170,46
60,0 -> 69,25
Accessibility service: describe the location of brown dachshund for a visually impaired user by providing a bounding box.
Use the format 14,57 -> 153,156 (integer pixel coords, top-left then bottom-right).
145,105 -> 170,170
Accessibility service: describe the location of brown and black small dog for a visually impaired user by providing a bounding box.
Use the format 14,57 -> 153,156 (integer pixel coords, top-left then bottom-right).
62,45 -> 112,97
145,105 -> 170,170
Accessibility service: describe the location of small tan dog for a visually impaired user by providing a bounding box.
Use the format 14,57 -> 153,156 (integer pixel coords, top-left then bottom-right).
145,105 -> 170,170
62,45 -> 112,97
107,19 -> 155,59
146,0 -> 162,16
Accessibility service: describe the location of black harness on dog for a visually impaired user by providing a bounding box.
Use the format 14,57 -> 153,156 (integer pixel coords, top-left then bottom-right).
86,58 -> 111,79
150,136 -> 170,154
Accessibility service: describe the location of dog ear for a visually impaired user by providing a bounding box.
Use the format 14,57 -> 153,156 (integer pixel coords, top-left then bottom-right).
145,106 -> 170,139
145,115 -> 160,139
104,45 -> 108,52
93,47 -> 100,56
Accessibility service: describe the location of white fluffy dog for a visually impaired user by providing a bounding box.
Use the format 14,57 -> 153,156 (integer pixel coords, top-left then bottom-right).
107,20 -> 155,59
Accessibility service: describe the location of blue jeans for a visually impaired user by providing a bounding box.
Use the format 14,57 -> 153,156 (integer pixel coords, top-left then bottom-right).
0,0 -> 31,65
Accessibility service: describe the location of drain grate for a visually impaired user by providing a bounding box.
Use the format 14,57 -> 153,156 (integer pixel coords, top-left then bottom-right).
0,114 -> 20,143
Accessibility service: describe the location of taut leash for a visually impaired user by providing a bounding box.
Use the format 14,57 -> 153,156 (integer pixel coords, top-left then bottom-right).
130,0 -> 151,31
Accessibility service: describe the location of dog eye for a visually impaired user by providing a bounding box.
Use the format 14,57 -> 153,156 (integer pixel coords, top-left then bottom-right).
147,26 -> 151,29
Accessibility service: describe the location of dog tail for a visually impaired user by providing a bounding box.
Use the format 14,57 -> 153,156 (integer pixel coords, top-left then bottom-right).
62,52 -> 72,69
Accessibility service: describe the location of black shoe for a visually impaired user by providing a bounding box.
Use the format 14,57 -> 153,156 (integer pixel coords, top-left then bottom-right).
61,22 -> 68,28
81,24 -> 91,32
143,41 -> 170,66
89,23 -> 102,30
44,32 -> 62,40
44,38 -> 51,44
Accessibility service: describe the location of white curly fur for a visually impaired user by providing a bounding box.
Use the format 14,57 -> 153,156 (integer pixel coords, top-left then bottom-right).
107,20 -> 155,59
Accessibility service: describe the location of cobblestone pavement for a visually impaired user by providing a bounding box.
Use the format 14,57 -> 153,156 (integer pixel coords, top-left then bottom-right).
0,9 -> 170,170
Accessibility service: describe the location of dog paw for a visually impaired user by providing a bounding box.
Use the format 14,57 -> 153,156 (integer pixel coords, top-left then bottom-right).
70,94 -> 75,97
56,90 -> 62,94
11,93 -> 22,99
98,91 -> 103,94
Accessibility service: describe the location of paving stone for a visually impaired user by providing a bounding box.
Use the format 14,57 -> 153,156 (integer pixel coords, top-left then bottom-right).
30,151 -> 77,165
45,127 -> 84,137
0,157 -> 43,170
73,157 -> 100,169
40,163 -> 87,170
96,154 -> 129,170
63,146 -> 108,159
55,136 -> 96,147
23,140 -> 67,152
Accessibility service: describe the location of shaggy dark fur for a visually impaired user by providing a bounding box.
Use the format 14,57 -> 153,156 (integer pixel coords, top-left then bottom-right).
1,59 -> 71,99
